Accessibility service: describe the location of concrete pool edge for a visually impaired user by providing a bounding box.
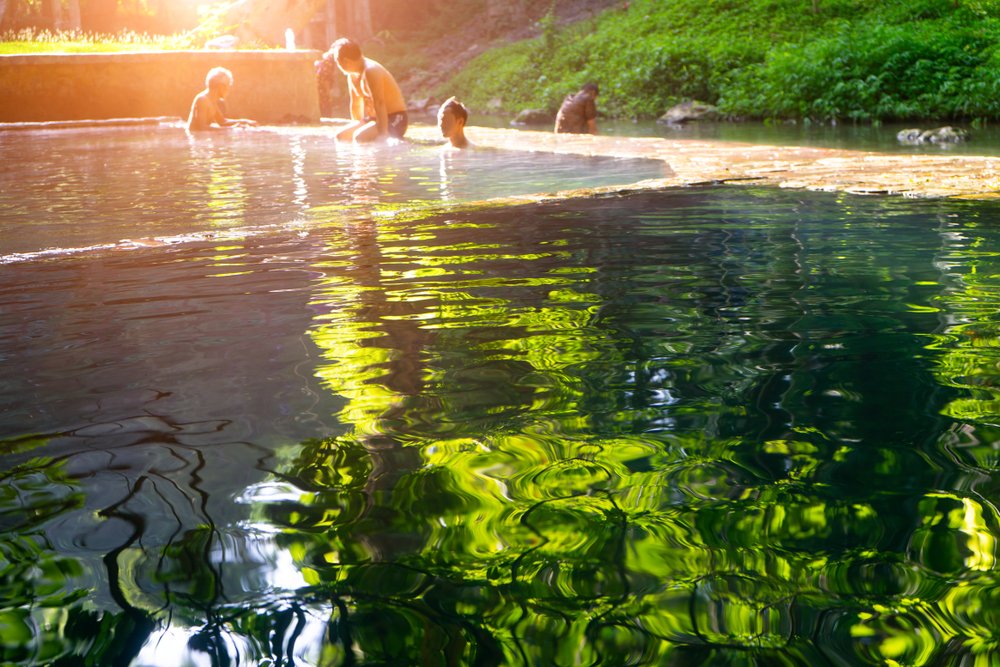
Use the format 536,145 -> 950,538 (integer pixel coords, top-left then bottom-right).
408,125 -> 1000,201
6,119 -> 999,266
5,117 -> 999,201
0,116 -> 183,131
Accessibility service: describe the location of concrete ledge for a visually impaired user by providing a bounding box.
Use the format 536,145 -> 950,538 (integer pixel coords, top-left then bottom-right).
409,125 -> 1000,200
0,116 -> 181,131
0,50 -> 322,124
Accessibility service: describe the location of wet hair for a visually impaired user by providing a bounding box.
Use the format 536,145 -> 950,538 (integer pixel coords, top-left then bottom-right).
581,82 -> 599,95
438,96 -> 468,123
206,66 -> 233,89
330,37 -> 362,64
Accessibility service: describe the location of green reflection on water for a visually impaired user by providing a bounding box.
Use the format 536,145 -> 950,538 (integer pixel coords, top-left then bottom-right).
260,192 -> 1000,664
0,458 -> 156,664
8,188 -> 1000,664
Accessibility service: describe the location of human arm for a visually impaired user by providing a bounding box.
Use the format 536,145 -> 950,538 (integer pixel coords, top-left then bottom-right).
209,101 -> 255,129
366,67 -> 389,138
348,75 -> 365,121
222,117 -> 257,128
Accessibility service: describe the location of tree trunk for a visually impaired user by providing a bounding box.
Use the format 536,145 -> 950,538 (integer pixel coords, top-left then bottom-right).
324,0 -> 337,47
1,0 -> 26,32
81,0 -> 119,34
153,0 -> 171,32
211,0 -> 327,47
42,0 -> 59,30
65,0 -> 82,31
350,0 -> 371,40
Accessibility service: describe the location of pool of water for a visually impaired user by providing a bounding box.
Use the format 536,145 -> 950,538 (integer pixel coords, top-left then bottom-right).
0,125 -> 666,260
3,128 -> 1000,666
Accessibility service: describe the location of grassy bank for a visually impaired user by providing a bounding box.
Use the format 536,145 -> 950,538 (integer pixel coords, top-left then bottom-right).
438,0 -> 1000,122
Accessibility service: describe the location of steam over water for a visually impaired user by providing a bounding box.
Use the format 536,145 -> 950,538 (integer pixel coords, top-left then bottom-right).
0,126 -> 665,261
2,126 -> 1000,665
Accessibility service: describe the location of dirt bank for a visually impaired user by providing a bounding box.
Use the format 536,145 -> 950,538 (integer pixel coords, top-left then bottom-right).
389,0 -> 622,108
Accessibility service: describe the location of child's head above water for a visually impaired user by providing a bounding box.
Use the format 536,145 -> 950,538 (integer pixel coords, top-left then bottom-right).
205,67 -> 234,94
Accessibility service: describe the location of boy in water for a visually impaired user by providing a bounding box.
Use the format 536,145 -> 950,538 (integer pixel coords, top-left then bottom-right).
187,67 -> 256,132
329,37 -> 408,143
437,97 -> 470,149
554,82 -> 599,135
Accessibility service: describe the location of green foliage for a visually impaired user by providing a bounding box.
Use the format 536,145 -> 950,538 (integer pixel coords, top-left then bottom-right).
440,0 -> 1000,121
722,15 -> 1000,121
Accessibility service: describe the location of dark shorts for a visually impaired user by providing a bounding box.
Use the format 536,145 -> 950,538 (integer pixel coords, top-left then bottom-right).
363,111 -> 408,139
387,111 -> 408,139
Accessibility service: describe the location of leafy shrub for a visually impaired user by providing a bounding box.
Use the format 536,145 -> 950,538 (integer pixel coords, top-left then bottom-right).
720,16 -> 1000,120
439,0 -> 1000,122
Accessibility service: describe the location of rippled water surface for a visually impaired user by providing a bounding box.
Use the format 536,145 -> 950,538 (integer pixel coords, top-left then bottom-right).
0,126 -> 665,259
3,127 -> 1000,666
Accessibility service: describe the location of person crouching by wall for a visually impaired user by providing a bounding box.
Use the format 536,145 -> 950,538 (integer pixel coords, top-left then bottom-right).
315,50 -> 339,118
329,37 -> 408,143
554,82 -> 599,135
187,67 -> 257,132
438,97 -> 470,149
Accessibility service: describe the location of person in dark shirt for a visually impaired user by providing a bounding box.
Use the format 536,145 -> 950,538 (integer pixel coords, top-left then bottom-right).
554,83 -> 599,135
315,51 -> 339,118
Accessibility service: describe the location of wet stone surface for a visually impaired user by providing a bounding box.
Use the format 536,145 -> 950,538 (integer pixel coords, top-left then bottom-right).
409,125 -> 1000,200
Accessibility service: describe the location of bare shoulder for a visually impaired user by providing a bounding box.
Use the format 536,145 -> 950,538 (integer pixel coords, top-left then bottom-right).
364,58 -> 394,81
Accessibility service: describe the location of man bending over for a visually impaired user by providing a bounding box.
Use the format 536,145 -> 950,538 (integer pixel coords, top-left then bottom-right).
329,38 -> 408,143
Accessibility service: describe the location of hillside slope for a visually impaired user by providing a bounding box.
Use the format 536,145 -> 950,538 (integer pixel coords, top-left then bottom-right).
367,0 -> 621,109
435,0 -> 1000,122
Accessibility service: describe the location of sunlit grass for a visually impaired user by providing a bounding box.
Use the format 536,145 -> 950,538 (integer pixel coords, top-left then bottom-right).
0,28 -> 197,54
0,28 -> 196,53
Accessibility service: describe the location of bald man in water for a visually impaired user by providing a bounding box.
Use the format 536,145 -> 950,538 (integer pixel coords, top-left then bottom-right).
329,37 -> 408,143
186,67 -> 256,132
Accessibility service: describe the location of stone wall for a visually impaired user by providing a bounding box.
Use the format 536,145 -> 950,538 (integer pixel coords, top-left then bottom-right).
0,50 -> 323,124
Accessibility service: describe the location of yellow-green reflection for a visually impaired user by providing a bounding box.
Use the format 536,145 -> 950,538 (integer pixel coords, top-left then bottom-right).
136,193 -> 1000,663
15,182 -> 1000,664
267,192 -> 1000,665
